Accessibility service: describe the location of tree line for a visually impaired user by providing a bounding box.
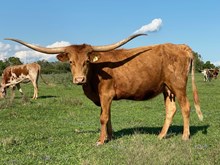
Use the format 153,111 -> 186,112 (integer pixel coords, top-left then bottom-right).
193,52 -> 217,71
0,52 -> 218,74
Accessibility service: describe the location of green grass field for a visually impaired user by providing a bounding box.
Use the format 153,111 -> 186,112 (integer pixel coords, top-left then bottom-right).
0,73 -> 220,164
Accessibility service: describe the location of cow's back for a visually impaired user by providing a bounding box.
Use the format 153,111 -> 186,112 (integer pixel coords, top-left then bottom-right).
26,63 -> 40,74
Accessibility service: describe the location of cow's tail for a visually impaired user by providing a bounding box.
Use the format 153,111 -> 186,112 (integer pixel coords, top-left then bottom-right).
40,73 -> 49,85
38,65 -> 49,85
191,57 -> 203,121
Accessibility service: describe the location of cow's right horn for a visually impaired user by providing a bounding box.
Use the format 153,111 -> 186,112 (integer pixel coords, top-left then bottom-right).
4,38 -> 65,54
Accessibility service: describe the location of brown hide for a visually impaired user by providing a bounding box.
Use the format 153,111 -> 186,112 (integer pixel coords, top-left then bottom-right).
1,67 -> 12,85
12,65 -> 29,77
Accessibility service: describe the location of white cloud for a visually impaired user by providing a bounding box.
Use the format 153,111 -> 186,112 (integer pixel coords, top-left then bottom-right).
0,42 -> 12,61
14,45 -> 28,51
133,18 -> 162,34
47,41 -> 70,48
0,41 -> 71,63
14,50 -> 47,63
0,42 -> 11,51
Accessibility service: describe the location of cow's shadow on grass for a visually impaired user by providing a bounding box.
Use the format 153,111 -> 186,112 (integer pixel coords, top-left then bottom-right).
113,125 -> 209,139
11,95 -> 57,99
38,95 -> 57,99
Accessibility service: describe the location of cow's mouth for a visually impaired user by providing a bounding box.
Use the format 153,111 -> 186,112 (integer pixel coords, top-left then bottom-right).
75,82 -> 85,85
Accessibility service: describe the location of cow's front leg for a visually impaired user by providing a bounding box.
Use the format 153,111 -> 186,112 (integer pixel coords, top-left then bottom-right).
106,114 -> 113,141
10,85 -> 16,100
16,84 -> 24,96
97,95 -> 113,146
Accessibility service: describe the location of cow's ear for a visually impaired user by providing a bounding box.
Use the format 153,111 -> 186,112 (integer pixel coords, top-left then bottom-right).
57,53 -> 69,62
89,53 -> 100,63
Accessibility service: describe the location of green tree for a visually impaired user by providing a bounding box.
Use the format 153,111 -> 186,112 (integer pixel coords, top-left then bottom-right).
37,60 -> 70,74
193,51 -> 204,72
0,60 -> 7,74
54,61 -> 70,73
203,61 -> 215,69
6,57 -> 23,66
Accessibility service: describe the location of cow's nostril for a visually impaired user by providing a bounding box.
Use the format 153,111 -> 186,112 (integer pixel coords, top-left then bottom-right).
74,76 -> 85,84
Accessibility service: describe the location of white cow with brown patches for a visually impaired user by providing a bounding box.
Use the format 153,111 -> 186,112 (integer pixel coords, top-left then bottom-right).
0,63 -> 42,99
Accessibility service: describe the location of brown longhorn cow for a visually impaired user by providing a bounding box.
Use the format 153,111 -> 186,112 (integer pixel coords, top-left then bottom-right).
0,63 -> 44,99
5,34 -> 203,145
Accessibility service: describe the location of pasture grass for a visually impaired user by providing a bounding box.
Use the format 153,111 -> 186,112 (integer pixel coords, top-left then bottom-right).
0,73 -> 220,164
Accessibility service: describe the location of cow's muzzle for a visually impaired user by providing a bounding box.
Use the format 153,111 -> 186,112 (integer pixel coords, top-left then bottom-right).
73,76 -> 86,85
0,87 -> 6,98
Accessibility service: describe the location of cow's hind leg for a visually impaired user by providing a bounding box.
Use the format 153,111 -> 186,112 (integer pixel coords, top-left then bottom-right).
159,88 -> 177,139
177,94 -> 191,140
31,81 -> 38,99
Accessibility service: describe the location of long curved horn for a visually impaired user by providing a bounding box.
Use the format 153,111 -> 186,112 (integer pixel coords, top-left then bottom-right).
92,33 -> 147,52
4,38 -> 65,54
4,78 -> 24,87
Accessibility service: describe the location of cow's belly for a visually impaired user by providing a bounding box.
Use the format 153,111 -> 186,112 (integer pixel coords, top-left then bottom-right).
114,81 -> 164,100
111,61 -> 164,100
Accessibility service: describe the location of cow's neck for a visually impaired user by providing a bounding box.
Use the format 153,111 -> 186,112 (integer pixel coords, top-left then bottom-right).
82,65 -> 101,106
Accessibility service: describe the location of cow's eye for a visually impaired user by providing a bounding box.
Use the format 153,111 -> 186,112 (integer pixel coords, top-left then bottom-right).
69,61 -> 75,66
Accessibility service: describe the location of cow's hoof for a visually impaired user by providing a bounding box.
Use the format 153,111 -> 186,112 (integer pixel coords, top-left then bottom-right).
182,135 -> 190,141
96,141 -> 104,146
158,134 -> 165,140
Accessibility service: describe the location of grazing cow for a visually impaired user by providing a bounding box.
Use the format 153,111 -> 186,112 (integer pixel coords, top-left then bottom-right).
0,63 -> 43,99
5,34 -> 203,145
201,68 -> 219,81
201,69 -> 212,82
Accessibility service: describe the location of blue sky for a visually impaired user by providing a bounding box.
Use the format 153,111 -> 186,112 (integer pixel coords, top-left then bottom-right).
0,0 -> 220,65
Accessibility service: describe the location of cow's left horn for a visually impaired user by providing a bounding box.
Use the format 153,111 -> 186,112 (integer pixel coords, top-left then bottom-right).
4,78 -> 24,87
4,38 -> 65,54
92,33 -> 147,52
